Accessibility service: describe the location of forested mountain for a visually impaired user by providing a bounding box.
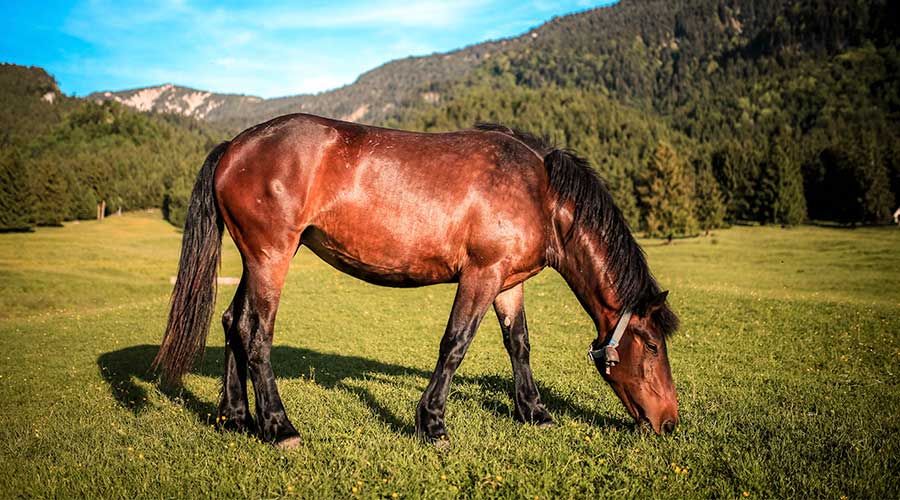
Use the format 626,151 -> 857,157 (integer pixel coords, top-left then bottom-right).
88,34 -> 525,129
88,84 -> 264,122
388,0 -> 900,228
0,64 -> 78,147
0,65 -> 227,230
3,0 -> 899,232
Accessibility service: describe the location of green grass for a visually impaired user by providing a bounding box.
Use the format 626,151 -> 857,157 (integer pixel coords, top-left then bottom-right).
1,212 -> 898,498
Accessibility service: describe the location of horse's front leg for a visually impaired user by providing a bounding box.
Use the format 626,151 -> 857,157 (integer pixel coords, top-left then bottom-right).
416,270 -> 502,446
493,284 -> 553,427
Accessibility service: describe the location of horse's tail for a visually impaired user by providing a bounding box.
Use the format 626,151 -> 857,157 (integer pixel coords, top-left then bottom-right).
153,141 -> 230,384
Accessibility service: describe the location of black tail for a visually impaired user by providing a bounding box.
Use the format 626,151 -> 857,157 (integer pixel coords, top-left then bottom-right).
153,142 -> 230,384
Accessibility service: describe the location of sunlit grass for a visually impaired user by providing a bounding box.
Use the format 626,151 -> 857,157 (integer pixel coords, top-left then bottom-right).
1,212 -> 898,498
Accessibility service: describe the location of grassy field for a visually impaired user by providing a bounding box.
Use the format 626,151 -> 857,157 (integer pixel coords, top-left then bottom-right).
1,211 -> 898,498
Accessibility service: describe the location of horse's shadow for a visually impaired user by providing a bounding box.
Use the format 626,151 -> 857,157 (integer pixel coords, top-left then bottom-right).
97,345 -> 629,437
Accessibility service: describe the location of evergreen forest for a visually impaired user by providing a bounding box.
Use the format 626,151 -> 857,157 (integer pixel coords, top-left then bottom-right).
2,0 -> 898,234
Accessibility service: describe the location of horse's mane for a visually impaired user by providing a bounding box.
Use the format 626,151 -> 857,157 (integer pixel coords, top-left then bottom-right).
474,123 -> 678,337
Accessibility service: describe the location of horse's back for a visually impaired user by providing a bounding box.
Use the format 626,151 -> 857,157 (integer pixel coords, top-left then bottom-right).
215,114 -> 553,287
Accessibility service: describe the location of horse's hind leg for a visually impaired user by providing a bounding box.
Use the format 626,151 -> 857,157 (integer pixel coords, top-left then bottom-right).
217,280 -> 255,433
234,252 -> 300,448
493,284 -> 553,427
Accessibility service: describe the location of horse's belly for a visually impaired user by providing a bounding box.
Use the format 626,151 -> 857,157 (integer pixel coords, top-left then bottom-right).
300,226 -> 459,287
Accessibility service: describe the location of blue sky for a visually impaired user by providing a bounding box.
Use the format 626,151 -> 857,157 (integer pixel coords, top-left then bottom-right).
4,0 -> 616,98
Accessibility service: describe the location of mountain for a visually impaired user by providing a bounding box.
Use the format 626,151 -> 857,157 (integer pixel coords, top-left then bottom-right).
88,16 -> 566,130
0,64 -> 227,230
0,63 -> 80,147
386,0 -> 900,225
4,0 -> 899,232
88,0 -> 900,141
88,83 -> 264,121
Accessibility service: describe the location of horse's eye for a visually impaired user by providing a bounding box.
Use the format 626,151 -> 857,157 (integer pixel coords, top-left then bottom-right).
645,342 -> 659,355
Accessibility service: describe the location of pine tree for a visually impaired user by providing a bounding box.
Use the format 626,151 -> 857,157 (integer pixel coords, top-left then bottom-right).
851,135 -> 894,223
773,141 -> 807,225
0,152 -> 34,231
694,159 -> 726,233
756,138 -> 807,225
638,142 -> 698,238
711,141 -> 760,222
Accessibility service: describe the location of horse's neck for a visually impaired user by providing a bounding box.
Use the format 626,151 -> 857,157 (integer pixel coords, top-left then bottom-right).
553,228 -> 620,335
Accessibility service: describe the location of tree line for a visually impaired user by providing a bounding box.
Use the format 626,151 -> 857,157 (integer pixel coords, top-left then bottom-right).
0,66 -> 225,231
387,0 -> 900,235
2,0 -> 898,235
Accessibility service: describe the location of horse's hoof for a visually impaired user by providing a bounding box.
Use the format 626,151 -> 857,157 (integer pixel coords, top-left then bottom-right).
422,432 -> 451,450
433,437 -> 452,450
274,435 -> 302,450
538,420 -> 555,429
221,417 -> 255,434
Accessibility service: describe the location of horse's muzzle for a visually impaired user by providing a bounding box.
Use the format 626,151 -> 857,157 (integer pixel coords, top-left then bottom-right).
660,418 -> 677,434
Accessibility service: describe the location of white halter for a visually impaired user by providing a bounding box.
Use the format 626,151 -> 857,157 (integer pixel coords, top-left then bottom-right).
587,309 -> 632,374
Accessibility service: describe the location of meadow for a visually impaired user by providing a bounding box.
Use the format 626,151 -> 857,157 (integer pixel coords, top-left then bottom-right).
0,211 -> 898,498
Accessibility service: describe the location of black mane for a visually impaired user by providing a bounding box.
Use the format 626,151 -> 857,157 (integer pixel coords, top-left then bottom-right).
475,122 -> 553,156
475,123 -> 678,337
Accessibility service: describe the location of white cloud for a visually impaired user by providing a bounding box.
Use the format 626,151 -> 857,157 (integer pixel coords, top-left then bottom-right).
215,57 -> 237,68
54,0 -> 609,97
246,1 -> 484,30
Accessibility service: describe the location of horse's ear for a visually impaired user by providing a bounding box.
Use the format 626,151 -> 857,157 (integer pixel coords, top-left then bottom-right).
647,291 -> 669,313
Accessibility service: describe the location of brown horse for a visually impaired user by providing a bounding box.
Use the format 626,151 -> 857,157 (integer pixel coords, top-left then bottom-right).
154,114 -> 679,449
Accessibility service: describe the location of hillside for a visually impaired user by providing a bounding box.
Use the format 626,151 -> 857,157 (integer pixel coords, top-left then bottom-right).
0,64 -> 79,147
88,1 -> 900,135
2,211 -> 900,498
389,0 -> 900,226
91,0 -> 711,130
88,83 -> 264,122
88,32 -> 536,129
0,64 -> 227,231
4,0 -> 900,232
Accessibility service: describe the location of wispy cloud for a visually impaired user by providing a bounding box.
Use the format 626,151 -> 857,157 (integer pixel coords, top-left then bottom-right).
243,1 -> 484,30
6,1 -> 617,98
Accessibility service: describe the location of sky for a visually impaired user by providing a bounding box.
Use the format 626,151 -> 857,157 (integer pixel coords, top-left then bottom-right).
3,0 -> 617,99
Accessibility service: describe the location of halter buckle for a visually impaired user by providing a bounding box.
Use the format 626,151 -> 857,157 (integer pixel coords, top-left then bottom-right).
587,309 -> 631,375
587,345 -> 620,374
603,345 -> 620,374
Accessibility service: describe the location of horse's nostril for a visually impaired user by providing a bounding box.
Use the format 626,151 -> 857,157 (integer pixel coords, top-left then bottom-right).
661,419 -> 676,434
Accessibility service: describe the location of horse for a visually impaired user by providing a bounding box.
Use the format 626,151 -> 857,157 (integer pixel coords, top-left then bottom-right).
154,114 -> 680,449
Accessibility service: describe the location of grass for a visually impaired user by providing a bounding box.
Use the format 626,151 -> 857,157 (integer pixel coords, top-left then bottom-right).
1,211 -> 898,498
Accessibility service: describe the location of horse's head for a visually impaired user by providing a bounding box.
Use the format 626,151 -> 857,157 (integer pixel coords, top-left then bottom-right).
589,291 -> 678,434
